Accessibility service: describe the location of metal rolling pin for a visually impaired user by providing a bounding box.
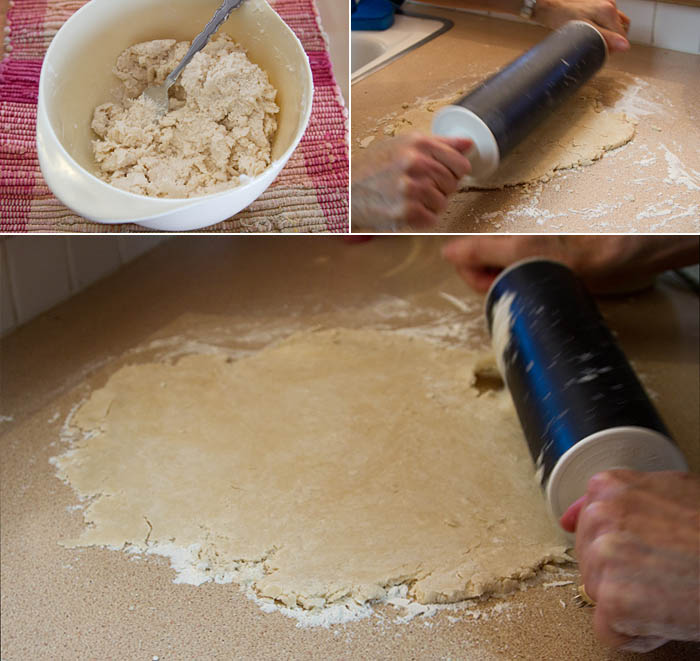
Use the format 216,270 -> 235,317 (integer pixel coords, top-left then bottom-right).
433,21 -> 607,182
484,259 -> 688,521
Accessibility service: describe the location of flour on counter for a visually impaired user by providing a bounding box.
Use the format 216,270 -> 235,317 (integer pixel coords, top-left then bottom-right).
611,77 -> 666,119
91,36 -> 279,198
568,201 -> 623,221
660,144 -> 700,191
542,580 -> 574,589
636,199 -> 699,231
465,184 -> 568,230
129,545 -> 565,630
438,292 -> 473,314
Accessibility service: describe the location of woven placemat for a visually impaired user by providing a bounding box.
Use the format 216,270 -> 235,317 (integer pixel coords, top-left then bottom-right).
0,0 -> 348,232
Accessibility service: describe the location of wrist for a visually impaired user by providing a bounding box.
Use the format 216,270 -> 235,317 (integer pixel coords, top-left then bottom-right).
519,0 -> 537,20
530,0 -> 554,24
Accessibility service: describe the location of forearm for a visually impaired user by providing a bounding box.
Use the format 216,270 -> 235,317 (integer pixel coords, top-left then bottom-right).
635,236 -> 700,273
443,236 -> 700,295
583,236 -> 700,283
408,0 -> 631,52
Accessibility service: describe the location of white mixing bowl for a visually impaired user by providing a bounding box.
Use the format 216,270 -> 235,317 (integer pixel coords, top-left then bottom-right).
37,0 -> 313,231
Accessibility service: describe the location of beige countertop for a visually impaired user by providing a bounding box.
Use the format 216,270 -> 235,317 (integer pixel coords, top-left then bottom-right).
1,237 -> 699,660
351,9 -> 700,233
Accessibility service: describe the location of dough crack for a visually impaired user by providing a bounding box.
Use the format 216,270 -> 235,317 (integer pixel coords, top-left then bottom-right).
144,516 -> 153,545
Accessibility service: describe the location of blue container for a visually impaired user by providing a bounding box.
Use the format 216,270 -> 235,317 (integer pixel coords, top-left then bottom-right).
351,0 -> 396,31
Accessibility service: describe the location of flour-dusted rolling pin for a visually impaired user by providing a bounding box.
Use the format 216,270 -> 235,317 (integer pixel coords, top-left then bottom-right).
433,21 -> 607,182
484,259 -> 688,521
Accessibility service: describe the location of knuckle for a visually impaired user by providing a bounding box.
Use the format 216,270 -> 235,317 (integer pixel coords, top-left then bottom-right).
587,469 -> 628,495
589,530 -> 623,562
587,471 -> 611,492
603,4 -> 618,19
407,155 -> 431,176
582,500 -> 624,535
398,149 -> 418,171
398,175 -> 418,199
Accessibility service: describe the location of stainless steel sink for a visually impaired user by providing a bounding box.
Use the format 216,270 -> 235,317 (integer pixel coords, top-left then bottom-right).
351,10 -> 453,83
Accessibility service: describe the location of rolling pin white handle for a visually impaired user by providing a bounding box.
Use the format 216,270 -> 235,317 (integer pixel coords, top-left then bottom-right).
433,106 -> 500,182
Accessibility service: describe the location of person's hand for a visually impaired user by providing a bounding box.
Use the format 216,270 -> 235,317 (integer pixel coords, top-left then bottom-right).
352,133 -> 472,231
441,236 -> 700,294
560,470 -> 700,652
535,0 -> 631,52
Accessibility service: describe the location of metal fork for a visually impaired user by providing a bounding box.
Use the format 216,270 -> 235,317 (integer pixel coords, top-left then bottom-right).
141,0 -> 247,117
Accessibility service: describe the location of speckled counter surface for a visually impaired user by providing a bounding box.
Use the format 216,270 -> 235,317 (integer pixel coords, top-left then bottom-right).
351,9 -> 700,233
1,238 -> 699,660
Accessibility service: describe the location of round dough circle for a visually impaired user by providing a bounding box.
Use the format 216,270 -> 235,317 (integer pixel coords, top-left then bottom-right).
55,329 -> 567,609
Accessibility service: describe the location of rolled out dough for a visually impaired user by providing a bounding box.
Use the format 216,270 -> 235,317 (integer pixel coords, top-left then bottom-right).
54,329 -> 568,610
376,80 -> 635,188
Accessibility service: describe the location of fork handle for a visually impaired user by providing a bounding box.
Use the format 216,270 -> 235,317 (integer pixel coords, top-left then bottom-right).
165,0 -> 246,88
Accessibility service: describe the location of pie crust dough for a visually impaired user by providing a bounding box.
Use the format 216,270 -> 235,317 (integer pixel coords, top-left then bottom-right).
91,36 -> 278,198
55,329 -> 568,609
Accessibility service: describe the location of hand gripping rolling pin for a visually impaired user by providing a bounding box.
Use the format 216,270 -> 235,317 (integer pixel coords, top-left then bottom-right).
484,259 -> 688,521
433,21 -> 607,183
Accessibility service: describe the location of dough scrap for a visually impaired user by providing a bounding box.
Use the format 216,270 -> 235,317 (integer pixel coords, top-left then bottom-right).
55,329 -> 568,609
91,36 -> 278,198
378,81 -> 635,188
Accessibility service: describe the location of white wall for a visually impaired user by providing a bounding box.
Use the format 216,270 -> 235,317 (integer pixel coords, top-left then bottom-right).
407,0 -> 700,54
0,237 -> 168,337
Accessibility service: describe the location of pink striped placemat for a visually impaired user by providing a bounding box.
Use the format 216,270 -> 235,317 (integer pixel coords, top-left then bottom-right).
0,0 -> 348,232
